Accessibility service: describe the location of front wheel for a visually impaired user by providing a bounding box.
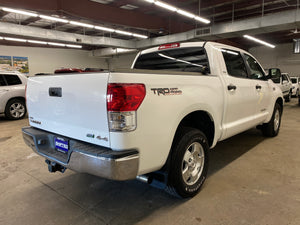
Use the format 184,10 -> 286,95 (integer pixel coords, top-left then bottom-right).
166,128 -> 209,198
261,103 -> 282,137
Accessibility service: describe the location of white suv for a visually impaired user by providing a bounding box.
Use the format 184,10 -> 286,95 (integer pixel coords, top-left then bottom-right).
290,77 -> 300,97
0,72 -> 27,120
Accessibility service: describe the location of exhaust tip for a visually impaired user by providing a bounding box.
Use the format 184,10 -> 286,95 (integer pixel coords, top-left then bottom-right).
136,175 -> 152,184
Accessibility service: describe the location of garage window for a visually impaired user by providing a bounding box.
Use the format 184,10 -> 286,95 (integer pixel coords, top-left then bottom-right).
4,75 -> 22,85
0,75 -> 6,86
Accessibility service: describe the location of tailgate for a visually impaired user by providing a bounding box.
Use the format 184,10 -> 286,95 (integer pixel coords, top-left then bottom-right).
26,73 -> 110,148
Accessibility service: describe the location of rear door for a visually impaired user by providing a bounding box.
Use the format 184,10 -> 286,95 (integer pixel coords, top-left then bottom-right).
26,73 -> 111,147
221,49 -> 258,139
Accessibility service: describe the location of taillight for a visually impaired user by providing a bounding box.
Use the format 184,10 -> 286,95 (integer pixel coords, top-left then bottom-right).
107,83 -> 145,111
107,83 -> 146,132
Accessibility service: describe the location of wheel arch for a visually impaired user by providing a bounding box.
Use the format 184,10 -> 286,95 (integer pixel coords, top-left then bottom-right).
5,96 -> 26,106
161,110 -> 214,167
160,110 -> 215,178
174,110 -> 215,148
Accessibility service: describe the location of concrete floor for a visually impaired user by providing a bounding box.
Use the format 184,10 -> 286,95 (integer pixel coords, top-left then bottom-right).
0,99 -> 300,225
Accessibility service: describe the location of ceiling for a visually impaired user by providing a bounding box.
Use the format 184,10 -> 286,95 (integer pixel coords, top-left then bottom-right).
0,0 -> 299,51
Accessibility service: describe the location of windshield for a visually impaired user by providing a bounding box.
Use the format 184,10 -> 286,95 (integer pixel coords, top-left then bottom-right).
291,78 -> 297,83
134,47 -> 210,74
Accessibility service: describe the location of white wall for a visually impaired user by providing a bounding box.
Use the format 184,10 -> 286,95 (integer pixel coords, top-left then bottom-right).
0,45 -> 108,76
249,43 -> 300,77
3,43 -> 298,77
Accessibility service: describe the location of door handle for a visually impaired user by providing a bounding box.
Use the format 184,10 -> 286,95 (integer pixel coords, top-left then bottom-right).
227,84 -> 237,91
256,85 -> 262,90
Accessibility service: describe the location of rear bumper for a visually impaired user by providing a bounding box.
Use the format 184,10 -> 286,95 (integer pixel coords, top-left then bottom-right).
22,127 -> 139,180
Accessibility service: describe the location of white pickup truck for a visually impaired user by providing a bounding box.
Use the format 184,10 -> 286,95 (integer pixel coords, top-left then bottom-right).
22,42 -> 283,198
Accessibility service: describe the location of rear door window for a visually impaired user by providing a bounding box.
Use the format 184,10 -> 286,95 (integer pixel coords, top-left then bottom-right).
4,75 -> 22,85
222,49 -> 248,78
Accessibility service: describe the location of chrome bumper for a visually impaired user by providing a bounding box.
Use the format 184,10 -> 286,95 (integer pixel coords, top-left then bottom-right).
22,127 -> 139,181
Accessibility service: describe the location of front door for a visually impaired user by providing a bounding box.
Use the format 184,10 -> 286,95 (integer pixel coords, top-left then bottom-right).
243,53 -> 272,123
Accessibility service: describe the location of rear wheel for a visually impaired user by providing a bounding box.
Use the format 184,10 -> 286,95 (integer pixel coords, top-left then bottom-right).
5,99 -> 26,120
166,128 -> 209,198
261,103 -> 282,137
296,89 -> 299,98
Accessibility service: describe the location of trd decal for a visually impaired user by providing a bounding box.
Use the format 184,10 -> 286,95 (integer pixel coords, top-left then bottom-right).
151,88 -> 182,96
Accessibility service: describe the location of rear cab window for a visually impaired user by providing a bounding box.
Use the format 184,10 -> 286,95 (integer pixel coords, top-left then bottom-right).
134,46 -> 210,74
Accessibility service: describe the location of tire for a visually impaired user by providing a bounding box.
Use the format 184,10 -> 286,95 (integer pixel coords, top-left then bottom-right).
296,89 -> 299,98
166,128 -> 209,198
261,103 -> 282,137
285,91 -> 291,102
5,99 -> 27,120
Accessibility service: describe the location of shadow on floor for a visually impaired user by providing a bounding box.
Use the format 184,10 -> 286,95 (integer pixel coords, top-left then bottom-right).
208,128 -> 265,176
0,115 -> 28,123
28,172 -> 183,225
26,128 -> 268,224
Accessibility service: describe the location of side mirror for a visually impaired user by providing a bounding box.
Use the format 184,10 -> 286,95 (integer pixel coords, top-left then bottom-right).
268,68 -> 281,80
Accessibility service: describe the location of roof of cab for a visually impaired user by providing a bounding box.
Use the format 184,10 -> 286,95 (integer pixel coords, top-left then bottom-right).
139,41 -> 248,55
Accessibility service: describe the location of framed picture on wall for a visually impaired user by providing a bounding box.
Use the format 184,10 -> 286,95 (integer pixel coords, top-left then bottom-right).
13,56 -> 29,74
0,55 -> 13,71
